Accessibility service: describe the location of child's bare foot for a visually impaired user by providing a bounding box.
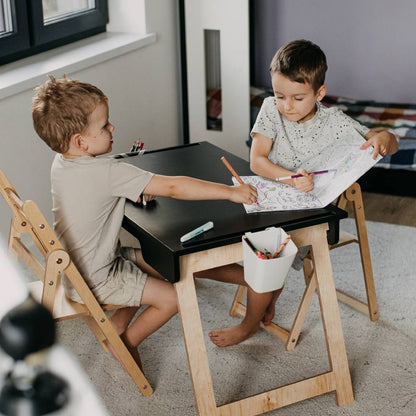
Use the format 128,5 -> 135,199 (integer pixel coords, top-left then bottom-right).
209,324 -> 259,347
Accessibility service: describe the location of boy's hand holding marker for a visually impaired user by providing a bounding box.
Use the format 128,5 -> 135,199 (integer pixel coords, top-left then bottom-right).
221,156 -> 258,204
228,182 -> 257,204
275,168 -> 337,193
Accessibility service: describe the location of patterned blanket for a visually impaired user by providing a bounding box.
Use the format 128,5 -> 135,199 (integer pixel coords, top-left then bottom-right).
322,95 -> 416,171
246,87 -> 416,171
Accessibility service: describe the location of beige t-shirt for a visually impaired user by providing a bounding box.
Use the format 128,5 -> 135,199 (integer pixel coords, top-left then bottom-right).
51,154 -> 153,292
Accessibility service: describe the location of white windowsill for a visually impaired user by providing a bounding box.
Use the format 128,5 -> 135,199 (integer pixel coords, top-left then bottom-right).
0,31 -> 157,100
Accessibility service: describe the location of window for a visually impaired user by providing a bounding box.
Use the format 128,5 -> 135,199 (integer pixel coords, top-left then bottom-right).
0,0 -> 108,65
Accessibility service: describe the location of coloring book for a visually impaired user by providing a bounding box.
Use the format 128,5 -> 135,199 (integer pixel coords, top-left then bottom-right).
233,130 -> 381,213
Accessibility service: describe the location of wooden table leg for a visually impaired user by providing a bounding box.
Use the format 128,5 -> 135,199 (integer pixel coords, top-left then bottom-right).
176,225 -> 353,415
291,224 -> 354,406
175,243 -> 243,415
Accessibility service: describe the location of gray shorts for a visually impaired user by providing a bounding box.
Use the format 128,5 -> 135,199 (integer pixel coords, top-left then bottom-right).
92,247 -> 148,306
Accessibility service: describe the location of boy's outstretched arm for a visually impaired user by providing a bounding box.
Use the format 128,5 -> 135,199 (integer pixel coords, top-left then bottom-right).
361,129 -> 399,160
142,175 -> 258,205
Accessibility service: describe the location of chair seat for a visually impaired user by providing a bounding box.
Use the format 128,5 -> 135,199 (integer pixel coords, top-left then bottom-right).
29,280 -> 121,321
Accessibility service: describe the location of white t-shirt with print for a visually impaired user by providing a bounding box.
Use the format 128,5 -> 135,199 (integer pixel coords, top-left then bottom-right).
251,97 -> 370,171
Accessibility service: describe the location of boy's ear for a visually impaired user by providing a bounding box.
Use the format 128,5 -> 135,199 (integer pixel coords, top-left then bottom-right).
316,85 -> 327,102
70,133 -> 88,150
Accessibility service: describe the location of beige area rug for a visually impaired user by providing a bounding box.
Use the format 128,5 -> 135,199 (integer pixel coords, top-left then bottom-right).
54,219 -> 416,415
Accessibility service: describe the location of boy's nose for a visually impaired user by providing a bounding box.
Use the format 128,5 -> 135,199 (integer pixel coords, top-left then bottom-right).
284,100 -> 294,111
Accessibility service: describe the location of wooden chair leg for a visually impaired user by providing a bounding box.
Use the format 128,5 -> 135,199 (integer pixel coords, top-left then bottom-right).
83,316 -> 110,352
8,220 -> 20,261
345,183 -> 379,321
285,258 -> 318,351
42,251 -> 69,312
99,316 -> 153,396
229,285 -> 247,317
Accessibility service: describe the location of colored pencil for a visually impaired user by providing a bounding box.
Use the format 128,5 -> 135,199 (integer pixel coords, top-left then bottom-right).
273,235 -> 291,258
243,235 -> 257,253
276,169 -> 337,182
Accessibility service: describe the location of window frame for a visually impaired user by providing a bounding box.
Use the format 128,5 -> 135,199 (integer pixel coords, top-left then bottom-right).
0,0 -> 30,60
0,0 -> 108,65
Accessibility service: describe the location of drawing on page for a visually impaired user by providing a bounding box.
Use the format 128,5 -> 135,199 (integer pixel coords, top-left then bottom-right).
233,176 -> 322,213
232,129 -> 381,213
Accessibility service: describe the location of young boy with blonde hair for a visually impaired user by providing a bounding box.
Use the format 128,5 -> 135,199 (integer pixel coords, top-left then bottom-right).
250,39 -> 398,190
32,76 -> 260,366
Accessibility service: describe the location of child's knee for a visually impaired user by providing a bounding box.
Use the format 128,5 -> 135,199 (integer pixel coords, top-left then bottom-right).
164,284 -> 178,316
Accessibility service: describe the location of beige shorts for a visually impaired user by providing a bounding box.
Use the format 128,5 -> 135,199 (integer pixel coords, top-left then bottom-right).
79,247 -> 147,307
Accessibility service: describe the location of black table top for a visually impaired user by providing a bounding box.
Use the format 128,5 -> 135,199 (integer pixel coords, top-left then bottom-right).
122,142 -> 347,283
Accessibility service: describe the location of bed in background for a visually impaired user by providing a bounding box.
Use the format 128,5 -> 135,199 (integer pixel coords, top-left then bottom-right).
207,87 -> 416,197
181,0 -> 416,197
321,94 -> 416,197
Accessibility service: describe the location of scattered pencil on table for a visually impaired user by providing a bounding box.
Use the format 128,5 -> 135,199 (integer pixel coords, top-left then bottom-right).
276,169 -> 337,182
180,221 -> 214,243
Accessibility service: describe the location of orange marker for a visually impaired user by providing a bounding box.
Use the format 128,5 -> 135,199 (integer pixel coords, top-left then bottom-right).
221,156 -> 258,204
220,156 -> 244,184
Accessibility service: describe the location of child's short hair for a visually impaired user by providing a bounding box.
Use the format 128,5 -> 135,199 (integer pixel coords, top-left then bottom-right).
32,76 -> 108,153
269,39 -> 327,92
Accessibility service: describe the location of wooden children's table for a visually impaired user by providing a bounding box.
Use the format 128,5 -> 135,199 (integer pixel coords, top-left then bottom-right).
123,142 -> 354,415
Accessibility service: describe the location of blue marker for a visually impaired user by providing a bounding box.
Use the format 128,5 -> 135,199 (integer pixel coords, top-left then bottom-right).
180,221 -> 214,243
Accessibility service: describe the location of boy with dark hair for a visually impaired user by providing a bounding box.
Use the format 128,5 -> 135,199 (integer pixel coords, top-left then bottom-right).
251,39 -> 398,192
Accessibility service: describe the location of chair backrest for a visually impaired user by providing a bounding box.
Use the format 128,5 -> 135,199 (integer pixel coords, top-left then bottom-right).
0,169 -> 116,319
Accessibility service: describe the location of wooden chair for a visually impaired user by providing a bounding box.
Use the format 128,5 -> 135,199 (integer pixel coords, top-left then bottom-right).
230,182 -> 378,350
0,169 -> 153,396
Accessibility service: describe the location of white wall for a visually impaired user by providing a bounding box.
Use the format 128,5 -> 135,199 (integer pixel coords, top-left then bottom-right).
0,0 -> 182,239
252,0 -> 416,103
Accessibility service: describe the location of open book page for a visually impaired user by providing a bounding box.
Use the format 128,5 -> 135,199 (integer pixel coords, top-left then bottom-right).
233,130 -> 381,213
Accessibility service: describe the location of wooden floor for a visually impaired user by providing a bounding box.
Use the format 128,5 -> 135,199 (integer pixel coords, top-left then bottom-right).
348,192 -> 416,227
